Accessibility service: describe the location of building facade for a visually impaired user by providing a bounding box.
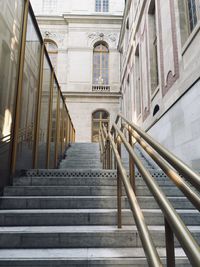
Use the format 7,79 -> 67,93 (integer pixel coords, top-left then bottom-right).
31,0 -> 124,142
119,0 -> 200,168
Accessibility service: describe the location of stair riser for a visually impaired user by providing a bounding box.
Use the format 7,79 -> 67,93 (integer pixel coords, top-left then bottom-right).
0,198 -> 193,209
12,179 -> 185,196
0,231 -> 199,249
10,177 -> 176,186
0,212 -> 198,226
0,260 -> 191,267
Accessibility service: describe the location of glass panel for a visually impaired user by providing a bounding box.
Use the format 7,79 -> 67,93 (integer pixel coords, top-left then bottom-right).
0,0 -> 24,185
95,0 -> 101,12
103,0 -> 109,12
92,130 -> 99,143
57,95 -> 63,163
102,111 -> 109,119
93,121 -> 100,131
187,0 -> 197,32
37,55 -> 51,168
64,109 -> 68,147
16,12 -> 41,171
93,44 -> 109,85
93,111 -> 101,119
49,80 -> 58,168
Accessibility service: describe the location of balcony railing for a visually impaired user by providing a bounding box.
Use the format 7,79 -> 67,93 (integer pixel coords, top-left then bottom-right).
92,85 -> 110,92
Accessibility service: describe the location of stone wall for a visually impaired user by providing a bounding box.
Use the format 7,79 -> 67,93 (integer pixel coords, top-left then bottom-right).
119,0 -> 200,166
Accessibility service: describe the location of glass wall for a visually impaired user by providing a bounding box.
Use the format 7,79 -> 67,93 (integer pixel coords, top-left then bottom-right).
0,0 -> 24,187
16,12 -> 42,171
49,81 -> 58,168
37,55 -> 51,168
0,1 -> 75,187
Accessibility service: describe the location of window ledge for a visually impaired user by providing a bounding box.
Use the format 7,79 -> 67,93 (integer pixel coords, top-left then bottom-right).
182,21 -> 200,56
92,85 -> 110,92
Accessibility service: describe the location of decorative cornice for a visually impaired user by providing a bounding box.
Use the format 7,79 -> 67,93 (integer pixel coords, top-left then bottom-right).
87,32 -> 118,43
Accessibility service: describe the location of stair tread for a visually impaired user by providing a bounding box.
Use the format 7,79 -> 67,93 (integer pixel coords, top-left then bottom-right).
0,225 -> 199,233
0,208 -> 198,213
0,247 -> 187,259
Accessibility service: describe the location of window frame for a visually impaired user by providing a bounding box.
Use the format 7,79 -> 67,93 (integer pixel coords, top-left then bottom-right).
93,42 -> 109,86
92,110 -> 110,143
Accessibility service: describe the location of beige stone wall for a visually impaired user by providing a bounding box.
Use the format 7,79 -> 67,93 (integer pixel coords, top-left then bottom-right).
119,0 -> 200,167
65,94 -> 120,142
30,0 -> 124,142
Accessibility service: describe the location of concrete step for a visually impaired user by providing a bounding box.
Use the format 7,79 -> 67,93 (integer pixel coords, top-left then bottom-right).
11,179 -> 185,196
0,248 -> 190,266
0,209 -> 199,226
0,196 -> 194,209
3,184 -> 177,196
0,225 -> 199,249
14,176 -> 183,192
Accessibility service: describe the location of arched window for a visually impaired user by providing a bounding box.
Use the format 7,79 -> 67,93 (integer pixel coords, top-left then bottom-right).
44,39 -> 58,72
92,110 -> 109,142
93,42 -> 109,90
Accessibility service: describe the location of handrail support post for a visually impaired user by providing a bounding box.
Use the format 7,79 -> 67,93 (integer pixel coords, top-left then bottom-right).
117,137 -> 122,228
165,218 -> 175,267
128,126 -> 136,192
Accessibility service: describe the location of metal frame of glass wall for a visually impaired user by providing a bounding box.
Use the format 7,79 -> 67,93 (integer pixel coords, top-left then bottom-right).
0,0 -> 75,189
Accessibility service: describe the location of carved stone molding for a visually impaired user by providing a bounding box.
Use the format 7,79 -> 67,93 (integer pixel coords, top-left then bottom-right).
87,32 -> 118,44
42,30 -> 66,46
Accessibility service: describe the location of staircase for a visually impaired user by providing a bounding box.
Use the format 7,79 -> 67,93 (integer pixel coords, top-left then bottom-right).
0,143 -> 199,266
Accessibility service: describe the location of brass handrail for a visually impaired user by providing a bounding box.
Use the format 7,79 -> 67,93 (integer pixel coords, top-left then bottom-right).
108,131 -> 163,267
100,116 -> 200,267
125,125 -> 200,211
117,113 -> 200,191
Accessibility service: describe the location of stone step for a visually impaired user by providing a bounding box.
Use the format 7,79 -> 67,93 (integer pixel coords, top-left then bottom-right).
0,209 -> 198,226
3,182 -> 177,195
0,225 -> 199,249
0,196 -> 194,210
0,248 -> 190,266
11,179 -> 185,196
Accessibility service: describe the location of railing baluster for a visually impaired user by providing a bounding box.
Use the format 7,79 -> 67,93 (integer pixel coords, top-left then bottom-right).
128,127 -> 135,192
165,218 -> 175,267
117,137 -> 122,229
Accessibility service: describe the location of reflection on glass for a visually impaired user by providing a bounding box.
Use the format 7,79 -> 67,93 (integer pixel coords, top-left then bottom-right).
0,0 -> 23,185
49,81 -> 58,168
16,13 -> 41,171
37,56 -> 51,168
58,99 -> 64,160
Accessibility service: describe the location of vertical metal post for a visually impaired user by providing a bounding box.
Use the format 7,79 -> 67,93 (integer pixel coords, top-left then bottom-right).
114,132 -> 117,170
61,103 -> 65,155
165,218 -> 175,267
117,137 -> 122,229
54,90 -> 60,167
107,140 -> 111,169
33,43 -> 44,168
128,127 -> 136,192
11,0 -> 29,176
46,72 -> 54,169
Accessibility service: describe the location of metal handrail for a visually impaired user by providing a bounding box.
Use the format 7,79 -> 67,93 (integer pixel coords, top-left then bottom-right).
109,131 -> 163,266
100,116 -> 200,267
117,113 -> 200,191
125,125 -> 200,211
